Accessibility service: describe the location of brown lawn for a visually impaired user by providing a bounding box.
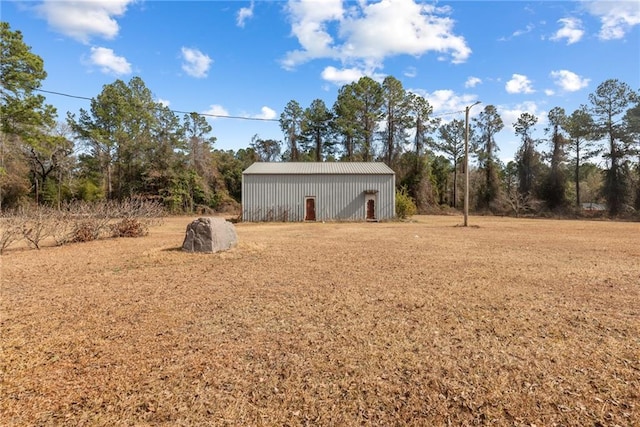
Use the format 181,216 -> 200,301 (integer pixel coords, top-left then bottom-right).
1,215 -> 639,426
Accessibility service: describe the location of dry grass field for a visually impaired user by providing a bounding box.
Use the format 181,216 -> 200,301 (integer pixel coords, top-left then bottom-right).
1,215 -> 639,426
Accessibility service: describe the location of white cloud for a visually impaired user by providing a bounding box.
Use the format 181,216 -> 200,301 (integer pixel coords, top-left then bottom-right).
157,98 -> 170,107
499,101 -> 546,133
203,105 -> 230,118
550,17 -> 584,44
89,47 -> 131,75
321,66 -> 365,85
282,0 -> 344,69
340,1 -> 471,63
404,67 -> 417,78
283,0 -> 471,70
585,1 -> 640,40
550,69 -> 590,92
512,23 -> 535,37
544,89 -> 555,96
237,1 -> 255,28
498,23 -> 535,41
465,76 -> 482,88
35,0 -> 134,43
254,106 -> 277,120
202,105 -> 275,121
505,74 -> 535,94
411,88 -> 477,116
181,47 -> 212,78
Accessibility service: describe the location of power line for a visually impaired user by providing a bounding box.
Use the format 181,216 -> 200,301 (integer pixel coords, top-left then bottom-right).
432,109 -> 466,118
34,88 -> 92,101
34,86 -> 467,121
173,109 -> 278,122
33,87 -> 280,122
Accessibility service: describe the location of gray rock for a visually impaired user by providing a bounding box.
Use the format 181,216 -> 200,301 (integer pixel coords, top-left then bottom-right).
182,217 -> 238,253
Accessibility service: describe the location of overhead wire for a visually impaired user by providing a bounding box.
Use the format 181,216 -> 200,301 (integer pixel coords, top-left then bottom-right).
33,87 -> 280,122
33,87 -> 468,121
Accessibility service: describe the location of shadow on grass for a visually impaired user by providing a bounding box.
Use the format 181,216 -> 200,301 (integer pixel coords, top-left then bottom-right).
162,247 -> 184,252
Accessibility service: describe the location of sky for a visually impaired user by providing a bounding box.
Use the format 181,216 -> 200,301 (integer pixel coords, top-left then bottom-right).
3,0 -> 640,163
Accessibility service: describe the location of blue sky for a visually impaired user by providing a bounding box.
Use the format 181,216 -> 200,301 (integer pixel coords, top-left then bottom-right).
4,0 -> 640,163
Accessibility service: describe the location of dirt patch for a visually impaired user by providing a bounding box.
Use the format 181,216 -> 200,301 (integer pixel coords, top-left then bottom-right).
1,216 -> 639,425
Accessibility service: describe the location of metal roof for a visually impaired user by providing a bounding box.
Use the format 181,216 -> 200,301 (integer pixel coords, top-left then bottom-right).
243,162 -> 395,175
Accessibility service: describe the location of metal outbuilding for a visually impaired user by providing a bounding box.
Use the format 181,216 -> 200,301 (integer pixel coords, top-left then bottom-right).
242,162 -> 396,222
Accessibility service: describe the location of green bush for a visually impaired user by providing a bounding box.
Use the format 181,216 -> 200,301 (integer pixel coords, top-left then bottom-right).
76,179 -> 104,202
396,187 -> 417,219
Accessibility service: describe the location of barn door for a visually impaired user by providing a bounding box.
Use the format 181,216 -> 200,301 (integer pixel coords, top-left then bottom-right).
366,199 -> 375,220
365,193 -> 377,221
305,197 -> 316,221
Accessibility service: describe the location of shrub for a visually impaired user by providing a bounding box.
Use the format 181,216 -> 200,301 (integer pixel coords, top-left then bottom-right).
0,198 -> 165,253
0,214 -> 22,254
71,220 -> 101,243
396,187 -> 417,219
21,208 -> 55,250
110,218 -> 147,238
50,210 -> 74,246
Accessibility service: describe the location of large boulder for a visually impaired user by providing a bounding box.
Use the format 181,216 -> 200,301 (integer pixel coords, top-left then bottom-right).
182,217 -> 238,253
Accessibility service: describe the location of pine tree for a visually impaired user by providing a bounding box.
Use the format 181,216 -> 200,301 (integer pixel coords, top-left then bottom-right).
472,105 -> 503,210
589,79 -> 638,216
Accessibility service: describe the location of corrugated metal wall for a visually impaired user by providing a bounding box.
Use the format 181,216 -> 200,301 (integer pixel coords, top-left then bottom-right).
242,174 -> 395,221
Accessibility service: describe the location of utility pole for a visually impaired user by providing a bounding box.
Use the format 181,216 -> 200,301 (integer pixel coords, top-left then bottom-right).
464,101 -> 481,227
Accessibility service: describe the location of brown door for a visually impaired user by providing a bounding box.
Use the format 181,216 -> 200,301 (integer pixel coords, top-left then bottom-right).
305,198 -> 316,221
366,199 -> 375,220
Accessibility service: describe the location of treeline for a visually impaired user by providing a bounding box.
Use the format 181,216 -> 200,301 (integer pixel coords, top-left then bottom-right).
2,22 -> 639,217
